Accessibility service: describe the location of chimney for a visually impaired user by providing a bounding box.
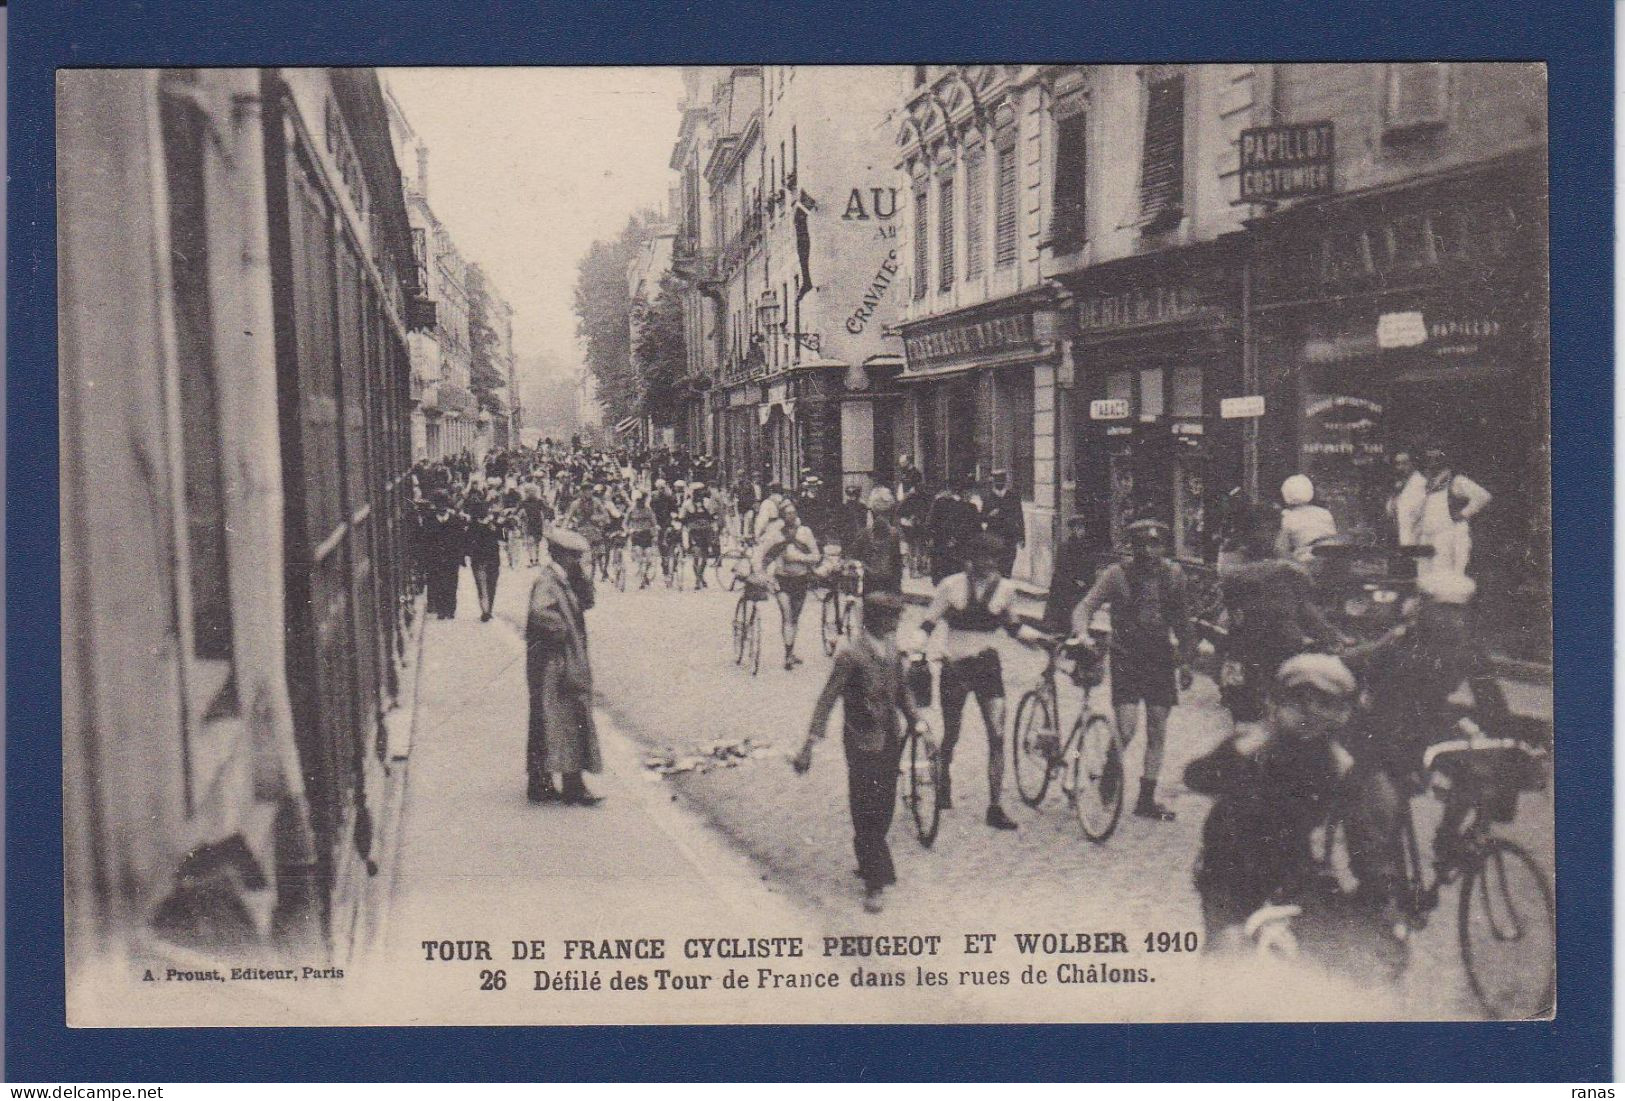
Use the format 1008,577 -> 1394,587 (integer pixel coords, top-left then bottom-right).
416,145 -> 430,201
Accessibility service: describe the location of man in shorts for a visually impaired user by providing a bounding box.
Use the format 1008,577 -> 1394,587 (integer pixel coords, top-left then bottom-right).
1071,519 -> 1195,822
911,532 -> 1035,830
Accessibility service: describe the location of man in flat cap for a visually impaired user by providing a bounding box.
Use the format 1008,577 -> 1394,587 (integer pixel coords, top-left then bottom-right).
980,468 -> 1026,579
526,526 -> 604,807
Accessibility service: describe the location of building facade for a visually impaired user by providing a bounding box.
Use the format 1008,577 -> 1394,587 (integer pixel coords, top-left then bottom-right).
673,65 -> 911,497
892,62 -> 1548,637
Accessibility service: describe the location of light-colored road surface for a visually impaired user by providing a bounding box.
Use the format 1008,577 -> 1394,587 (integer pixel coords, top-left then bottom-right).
376,554 -> 1555,1023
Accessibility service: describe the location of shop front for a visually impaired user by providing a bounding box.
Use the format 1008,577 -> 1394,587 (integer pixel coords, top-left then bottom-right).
715,380 -> 761,489
1250,151 -> 1550,662
897,290 -> 1065,585
1061,242 -> 1244,566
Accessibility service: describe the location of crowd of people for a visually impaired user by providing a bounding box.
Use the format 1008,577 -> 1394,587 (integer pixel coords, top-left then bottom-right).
413,436 -> 1525,973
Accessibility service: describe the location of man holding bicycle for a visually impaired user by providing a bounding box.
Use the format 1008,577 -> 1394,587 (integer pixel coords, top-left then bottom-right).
1070,519 -> 1195,823
793,591 -> 931,914
912,531 -> 1036,831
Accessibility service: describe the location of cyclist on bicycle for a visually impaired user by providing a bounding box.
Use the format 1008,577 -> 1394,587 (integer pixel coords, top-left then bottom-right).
626,491 -> 659,588
910,531 -> 1040,831
1218,505 -> 1348,729
1184,653 -> 1357,952
682,483 -> 720,590
1338,570 -> 1511,935
1069,518 -> 1196,823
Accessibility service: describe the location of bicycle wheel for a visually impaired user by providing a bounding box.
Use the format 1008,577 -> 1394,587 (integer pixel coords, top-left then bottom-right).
1459,838 -> 1555,1019
1071,714 -> 1124,843
904,725 -> 942,848
732,597 -> 749,665
1011,689 -> 1057,808
820,591 -> 842,656
745,602 -> 762,676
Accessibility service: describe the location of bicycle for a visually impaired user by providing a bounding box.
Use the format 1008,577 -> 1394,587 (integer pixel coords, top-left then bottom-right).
897,702 -> 942,848
633,543 -> 658,589
820,560 -> 865,656
731,582 -> 766,676
661,525 -> 686,590
1009,631 -> 1115,824
1319,717 -> 1553,1019
717,532 -> 755,591
608,536 -> 627,592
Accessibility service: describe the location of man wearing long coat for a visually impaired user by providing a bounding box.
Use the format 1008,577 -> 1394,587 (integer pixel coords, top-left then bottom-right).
526,527 -> 604,806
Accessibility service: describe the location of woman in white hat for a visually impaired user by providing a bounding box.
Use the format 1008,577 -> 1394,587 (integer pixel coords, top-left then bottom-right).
1275,474 -> 1338,562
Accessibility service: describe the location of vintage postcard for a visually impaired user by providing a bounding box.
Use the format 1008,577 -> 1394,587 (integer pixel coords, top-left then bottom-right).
58,62 -> 1553,1027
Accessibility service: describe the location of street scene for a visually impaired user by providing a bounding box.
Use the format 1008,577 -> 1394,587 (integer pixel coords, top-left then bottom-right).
59,63 -> 1553,1027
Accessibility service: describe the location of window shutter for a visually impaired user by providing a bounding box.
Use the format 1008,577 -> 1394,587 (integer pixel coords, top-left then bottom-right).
913,180 -> 930,300
994,142 -> 1018,268
1385,63 -> 1450,131
938,172 -> 955,290
1051,111 -> 1088,250
964,146 -> 985,279
1139,75 -> 1184,225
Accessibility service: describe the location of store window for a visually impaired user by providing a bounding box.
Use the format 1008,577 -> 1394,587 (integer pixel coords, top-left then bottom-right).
1051,110 -> 1088,251
1139,73 -> 1185,229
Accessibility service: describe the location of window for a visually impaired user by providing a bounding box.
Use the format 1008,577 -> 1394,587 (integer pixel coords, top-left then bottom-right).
1051,110 -> 1088,251
1139,74 -> 1185,228
1384,63 -> 1450,134
994,141 -> 1017,268
159,78 -> 236,673
912,178 -> 930,300
937,171 -> 955,291
964,144 -> 985,279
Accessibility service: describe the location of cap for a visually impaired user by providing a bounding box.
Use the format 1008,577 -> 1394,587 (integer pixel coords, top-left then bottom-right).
863,591 -> 904,616
1274,654 -> 1357,698
1417,571 -> 1477,605
1281,474 -> 1316,507
1126,518 -> 1170,544
690,482 -> 706,492
546,526 -> 591,555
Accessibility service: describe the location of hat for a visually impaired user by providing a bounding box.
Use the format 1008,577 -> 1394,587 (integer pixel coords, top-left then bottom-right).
863,591 -> 904,616
868,486 -> 897,512
966,531 -> 1006,562
546,526 -> 590,556
690,482 -> 706,492
1126,518 -> 1170,544
803,475 -> 822,487
1281,474 -> 1316,507
1417,570 -> 1477,605
1274,654 -> 1357,698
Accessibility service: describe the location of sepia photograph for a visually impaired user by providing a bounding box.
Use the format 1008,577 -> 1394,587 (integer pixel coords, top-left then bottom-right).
57,61 -> 1555,1028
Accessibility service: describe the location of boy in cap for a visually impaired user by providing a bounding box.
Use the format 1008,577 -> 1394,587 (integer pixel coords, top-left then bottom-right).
794,591 -> 932,913
1071,518 -> 1195,822
1184,654 -> 1358,949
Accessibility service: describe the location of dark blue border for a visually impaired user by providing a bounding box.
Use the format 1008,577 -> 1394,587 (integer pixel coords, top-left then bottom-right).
10,0 -> 1612,1082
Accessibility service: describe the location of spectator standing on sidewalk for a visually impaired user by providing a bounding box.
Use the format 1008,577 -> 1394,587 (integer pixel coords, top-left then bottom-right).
526,527 -> 604,807
980,469 -> 1026,578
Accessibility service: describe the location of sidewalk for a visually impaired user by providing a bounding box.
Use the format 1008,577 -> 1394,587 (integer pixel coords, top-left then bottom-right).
371,568 -> 807,974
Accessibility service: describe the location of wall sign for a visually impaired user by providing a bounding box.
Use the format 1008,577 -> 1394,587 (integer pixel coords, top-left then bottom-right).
1377,311 -> 1428,348
1090,398 -> 1130,421
1076,282 -> 1223,336
903,309 -> 1037,373
1219,394 -> 1266,419
1239,121 -> 1335,201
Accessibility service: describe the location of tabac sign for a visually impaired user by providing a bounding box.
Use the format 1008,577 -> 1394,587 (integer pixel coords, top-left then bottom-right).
1239,121 -> 1335,202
